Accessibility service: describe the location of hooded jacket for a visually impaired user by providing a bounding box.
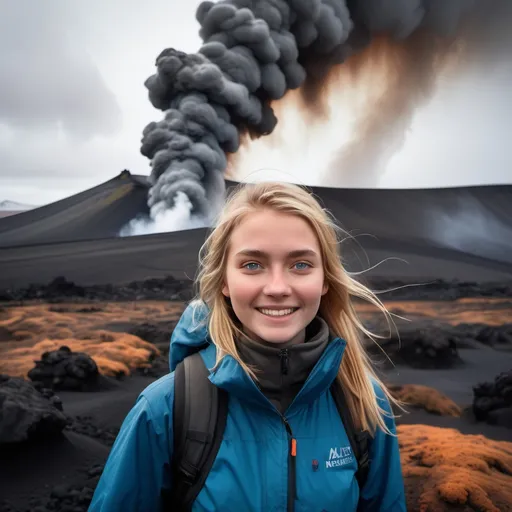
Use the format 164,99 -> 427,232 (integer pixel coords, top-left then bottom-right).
89,302 -> 406,511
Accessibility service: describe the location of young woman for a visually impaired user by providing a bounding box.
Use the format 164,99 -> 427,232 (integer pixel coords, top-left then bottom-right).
89,181 -> 406,511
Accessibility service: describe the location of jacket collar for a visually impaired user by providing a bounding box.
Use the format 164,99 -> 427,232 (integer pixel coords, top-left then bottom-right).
201,337 -> 347,415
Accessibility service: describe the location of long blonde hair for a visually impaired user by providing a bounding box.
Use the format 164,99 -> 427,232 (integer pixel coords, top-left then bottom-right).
196,181 -> 403,436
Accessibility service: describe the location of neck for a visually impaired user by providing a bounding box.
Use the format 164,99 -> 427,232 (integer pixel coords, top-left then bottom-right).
235,317 -> 330,413
241,327 -> 306,348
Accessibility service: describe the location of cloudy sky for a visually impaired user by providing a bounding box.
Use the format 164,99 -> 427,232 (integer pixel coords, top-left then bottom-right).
0,0 -> 511,206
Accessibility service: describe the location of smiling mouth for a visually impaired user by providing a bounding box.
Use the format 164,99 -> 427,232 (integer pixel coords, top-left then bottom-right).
256,307 -> 299,317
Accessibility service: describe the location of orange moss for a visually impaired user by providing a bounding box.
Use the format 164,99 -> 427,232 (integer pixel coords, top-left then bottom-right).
0,332 -> 161,378
0,301 -> 185,378
399,424 -> 512,511
0,301 -> 184,345
355,297 -> 512,326
389,384 -> 462,417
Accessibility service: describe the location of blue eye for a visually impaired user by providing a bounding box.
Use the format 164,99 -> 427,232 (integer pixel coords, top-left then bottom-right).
294,262 -> 311,270
244,262 -> 261,271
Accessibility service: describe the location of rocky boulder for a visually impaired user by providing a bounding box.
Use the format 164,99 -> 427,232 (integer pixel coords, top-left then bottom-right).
128,321 -> 174,349
365,322 -> 461,369
472,323 -> 512,348
473,370 -> 512,429
28,346 -> 102,391
0,375 -> 67,444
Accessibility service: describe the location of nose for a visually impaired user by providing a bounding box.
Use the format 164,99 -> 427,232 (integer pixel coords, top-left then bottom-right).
263,269 -> 291,297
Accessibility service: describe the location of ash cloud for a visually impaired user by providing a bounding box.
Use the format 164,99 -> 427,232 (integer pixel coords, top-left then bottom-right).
128,0 -> 506,236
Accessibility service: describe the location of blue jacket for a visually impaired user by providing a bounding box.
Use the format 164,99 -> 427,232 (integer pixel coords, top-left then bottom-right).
89,302 -> 406,511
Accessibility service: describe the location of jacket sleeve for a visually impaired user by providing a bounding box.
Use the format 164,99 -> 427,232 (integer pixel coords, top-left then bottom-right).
357,383 -> 407,512
88,377 -> 174,511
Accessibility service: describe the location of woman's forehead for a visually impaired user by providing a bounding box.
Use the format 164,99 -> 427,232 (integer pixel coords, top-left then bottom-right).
229,210 -> 320,247
224,219 -> 321,263
235,209 -> 315,232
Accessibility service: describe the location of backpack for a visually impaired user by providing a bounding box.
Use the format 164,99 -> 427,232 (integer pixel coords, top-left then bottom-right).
166,352 -> 371,511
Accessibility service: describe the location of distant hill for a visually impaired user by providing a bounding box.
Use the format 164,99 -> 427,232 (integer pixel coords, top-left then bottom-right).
0,170 -> 150,243
0,200 -> 37,211
0,200 -> 38,218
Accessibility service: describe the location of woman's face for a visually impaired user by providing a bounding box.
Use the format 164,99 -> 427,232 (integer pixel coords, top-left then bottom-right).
222,209 -> 328,346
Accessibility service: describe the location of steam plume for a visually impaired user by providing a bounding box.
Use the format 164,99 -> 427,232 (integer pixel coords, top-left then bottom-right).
128,0 -> 499,235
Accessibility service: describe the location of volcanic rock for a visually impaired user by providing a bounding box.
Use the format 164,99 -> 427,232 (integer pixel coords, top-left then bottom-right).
365,278 -> 512,301
364,317 -> 512,369
0,375 -> 67,443
28,346 -> 103,391
365,322 -> 462,369
472,323 -> 512,348
473,370 -> 512,429
128,321 -> 174,349
65,416 -> 119,447
0,275 -> 194,303
128,321 -> 177,378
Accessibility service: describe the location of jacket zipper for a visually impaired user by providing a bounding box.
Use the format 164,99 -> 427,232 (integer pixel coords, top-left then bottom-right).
280,348 -> 289,375
279,348 -> 295,511
282,416 -> 296,512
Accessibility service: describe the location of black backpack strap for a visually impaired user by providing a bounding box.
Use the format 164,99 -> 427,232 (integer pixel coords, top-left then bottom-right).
330,381 -> 371,490
170,352 -> 228,511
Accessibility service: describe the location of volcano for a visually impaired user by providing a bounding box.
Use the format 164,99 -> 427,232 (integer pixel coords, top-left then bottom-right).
0,170 -> 511,290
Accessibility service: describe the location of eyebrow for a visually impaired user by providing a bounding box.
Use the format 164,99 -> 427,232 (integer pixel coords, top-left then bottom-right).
235,249 -> 319,258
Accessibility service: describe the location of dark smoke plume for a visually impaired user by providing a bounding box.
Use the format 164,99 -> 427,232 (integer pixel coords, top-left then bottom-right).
136,0 -> 496,232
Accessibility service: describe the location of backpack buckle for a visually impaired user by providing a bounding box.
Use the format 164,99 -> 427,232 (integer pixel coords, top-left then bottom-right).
179,461 -> 200,485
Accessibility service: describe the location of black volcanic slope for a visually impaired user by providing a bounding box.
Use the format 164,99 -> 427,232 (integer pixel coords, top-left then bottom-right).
0,171 -> 511,289
0,170 -> 150,247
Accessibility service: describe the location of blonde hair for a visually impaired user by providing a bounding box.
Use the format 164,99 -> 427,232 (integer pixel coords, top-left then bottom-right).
196,181 -> 403,436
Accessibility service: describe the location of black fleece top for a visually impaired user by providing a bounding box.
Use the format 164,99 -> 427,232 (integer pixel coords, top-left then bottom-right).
235,317 -> 331,413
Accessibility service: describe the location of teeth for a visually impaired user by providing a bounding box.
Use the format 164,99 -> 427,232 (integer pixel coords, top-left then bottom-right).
259,308 -> 296,317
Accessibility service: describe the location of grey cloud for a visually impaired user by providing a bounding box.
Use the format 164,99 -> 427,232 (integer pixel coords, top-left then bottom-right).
0,0 -> 122,139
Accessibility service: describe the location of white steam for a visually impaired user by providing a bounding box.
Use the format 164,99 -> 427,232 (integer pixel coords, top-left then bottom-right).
119,191 -> 212,236
425,193 -> 512,263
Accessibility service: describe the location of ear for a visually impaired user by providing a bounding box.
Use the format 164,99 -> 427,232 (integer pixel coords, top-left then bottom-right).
222,283 -> 230,297
321,282 -> 328,296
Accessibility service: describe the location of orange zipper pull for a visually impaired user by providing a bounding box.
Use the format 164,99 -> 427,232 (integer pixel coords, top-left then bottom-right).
291,438 -> 297,457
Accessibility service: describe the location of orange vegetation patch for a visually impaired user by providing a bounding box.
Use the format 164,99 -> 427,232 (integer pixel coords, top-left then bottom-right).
0,331 -> 160,378
0,301 -> 185,378
389,384 -> 462,417
399,424 -> 512,512
355,297 -> 512,327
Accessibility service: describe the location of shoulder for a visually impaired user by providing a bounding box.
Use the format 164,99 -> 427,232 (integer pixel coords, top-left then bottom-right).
131,373 -> 175,436
140,371 -> 175,403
